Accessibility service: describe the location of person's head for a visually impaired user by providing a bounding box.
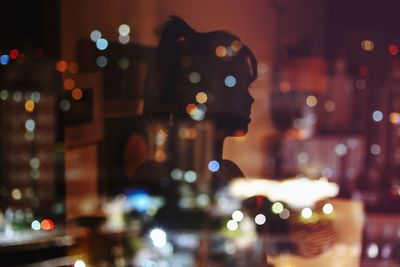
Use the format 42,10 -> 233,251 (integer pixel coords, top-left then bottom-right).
156,16 -> 257,136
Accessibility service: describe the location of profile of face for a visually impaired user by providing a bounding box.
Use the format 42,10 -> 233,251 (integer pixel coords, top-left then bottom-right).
157,17 -> 257,136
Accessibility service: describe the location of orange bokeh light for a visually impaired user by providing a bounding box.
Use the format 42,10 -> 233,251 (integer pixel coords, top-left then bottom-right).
64,78 -> 75,90
56,60 -> 68,72
68,62 -> 79,74
72,88 -> 83,100
186,103 -> 197,115
25,100 -> 35,112
215,46 -> 227,57
41,219 -> 55,231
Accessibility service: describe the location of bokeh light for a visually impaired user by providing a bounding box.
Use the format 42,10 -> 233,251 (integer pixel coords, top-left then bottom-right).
68,62 -> 79,74
118,35 -> 130,44
118,24 -> 130,36
96,38 -> 109,50
31,220 -> 41,231
189,72 -> 201,83
118,58 -> 130,69
0,55 -> 10,65
279,81 -> 290,92
208,160 -> 220,172
195,92 -> 208,104
227,220 -> 239,231
361,40 -> 374,51
370,144 -> 381,155
9,49 -> 19,60
224,75 -> 236,87
272,202 -> 284,214
59,100 -> 71,111
301,208 -> 313,219
231,40 -> 242,52
279,209 -> 290,219
215,46 -> 227,57
306,95 -> 318,107
389,112 -> 400,124
388,44 -> 398,56
367,243 -> 379,258
322,203 -> 333,214
324,100 -> 335,112
96,56 -> 108,67
184,170 -> 197,183
41,219 -> 55,231
25,119 -> 35,132
170,168 -> 183,180
150,228 -> 167,248
0,90 -> 8,101
12,188 -> 22,200
90,30 -> 102,42
74,260 -> 86,267
72,88 -> 83,100
56,60 -> 68,72
335,143 -> 348,156
254,214 -> 266,225
372,110 -> 383,122
186,103 -> 197,115
232,210 -> 244,222
64,78 -> 75,90
25,100 -> 35,112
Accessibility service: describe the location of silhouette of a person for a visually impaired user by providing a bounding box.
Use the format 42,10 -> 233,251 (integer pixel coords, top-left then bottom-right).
131,16 -> 257,225
137,16 -> 257,186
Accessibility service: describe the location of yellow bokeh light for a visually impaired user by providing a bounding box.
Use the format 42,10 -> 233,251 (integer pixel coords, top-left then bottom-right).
195,92 -> 208,104
25,100 -> 35,112
72,88 -> 83,100
215,45 -> 227,57
231,40 -> 242,52
361,40 -> 374,52
390,112 -> 400,124
306,95 -> 318,107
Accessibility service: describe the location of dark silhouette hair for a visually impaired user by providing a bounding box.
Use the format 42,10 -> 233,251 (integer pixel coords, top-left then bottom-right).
148,16 -> 258,134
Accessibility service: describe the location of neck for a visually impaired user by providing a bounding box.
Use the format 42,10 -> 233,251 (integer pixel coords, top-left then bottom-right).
214,131 -> 226,161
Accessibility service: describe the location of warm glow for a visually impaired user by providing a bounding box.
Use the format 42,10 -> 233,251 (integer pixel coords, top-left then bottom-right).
279,81 -> 290,92
306,95 -> 318,107
231,40 -> 242,52
41,219 -> 55,231
64,78 -> 75,90
56,60 -> 68,72
215,45 -> 227,57
25,100 -> 35,112
361,40 -> 374,51
322,203 -> 334,214
196,92 -> 208,104
229,177 -> 339,209
72,88 -> 83,100
68,62 -> 79,74
389,112 -> 400,124
186,103 -> 197,115
301,208 -> 313,219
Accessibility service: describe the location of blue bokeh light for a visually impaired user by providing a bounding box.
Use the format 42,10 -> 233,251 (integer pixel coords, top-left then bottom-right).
208,160 -> 220,172
224,75 -> 237,87
0,55 -> 10,65
96,38 -> 109,50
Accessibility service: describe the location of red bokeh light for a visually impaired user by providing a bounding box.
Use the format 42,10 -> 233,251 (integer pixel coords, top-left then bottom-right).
389,44 -> 398,56
41,219 -> 55,231
9,49 -> 19,60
